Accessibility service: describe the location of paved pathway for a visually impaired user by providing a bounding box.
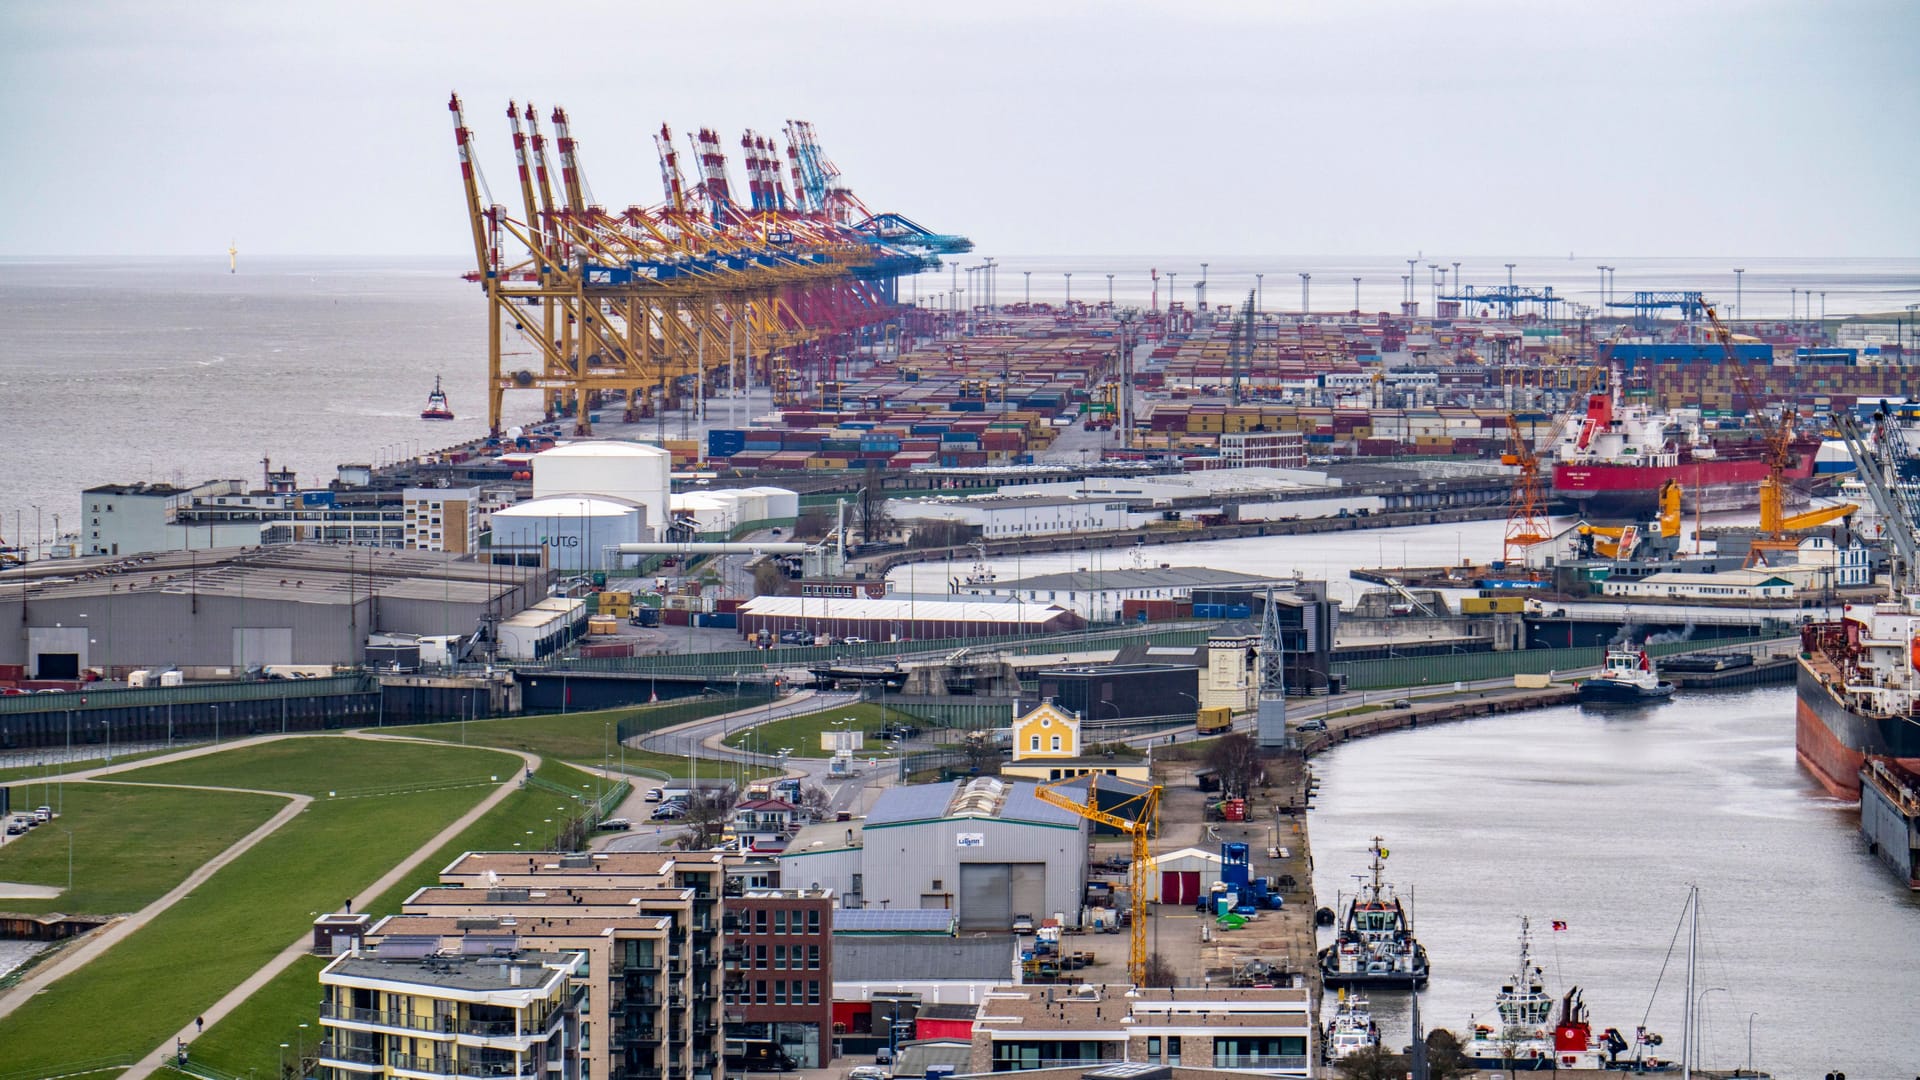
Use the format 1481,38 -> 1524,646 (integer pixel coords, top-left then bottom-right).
120,733 -> 539,1080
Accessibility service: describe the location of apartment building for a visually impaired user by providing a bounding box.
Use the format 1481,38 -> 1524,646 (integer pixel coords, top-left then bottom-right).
404,487 -> 482,554
965,985 -> 1313,1078
316,946 -> 584,1080
352,850 -> 726,1080
720,888 -> 834,1069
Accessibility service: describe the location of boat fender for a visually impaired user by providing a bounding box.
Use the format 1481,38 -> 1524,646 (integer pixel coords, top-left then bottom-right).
1911,639 -> 1920,670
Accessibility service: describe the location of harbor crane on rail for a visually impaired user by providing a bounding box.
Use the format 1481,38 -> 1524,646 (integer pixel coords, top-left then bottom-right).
1034,774 -> 1161,986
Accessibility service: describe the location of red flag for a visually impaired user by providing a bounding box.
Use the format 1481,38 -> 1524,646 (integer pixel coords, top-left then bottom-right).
1551,920 -> 1568,931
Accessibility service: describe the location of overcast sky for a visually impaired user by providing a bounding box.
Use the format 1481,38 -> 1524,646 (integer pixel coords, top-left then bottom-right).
2,0 -> 1914,259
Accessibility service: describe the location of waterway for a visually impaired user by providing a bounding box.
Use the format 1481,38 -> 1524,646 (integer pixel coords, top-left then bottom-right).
1309,685 -> 1920,1076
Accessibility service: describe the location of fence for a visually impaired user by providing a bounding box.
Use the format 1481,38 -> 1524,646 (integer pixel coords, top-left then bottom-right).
613,690 -> 777,746
0,674 -> 372,715
1329,635 -> 1782,691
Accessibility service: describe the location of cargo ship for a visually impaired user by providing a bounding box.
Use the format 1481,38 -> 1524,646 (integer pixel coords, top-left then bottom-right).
1550,383 -> 1818,516
1860,758 -> 1920,888
1795,601 -> 1920,802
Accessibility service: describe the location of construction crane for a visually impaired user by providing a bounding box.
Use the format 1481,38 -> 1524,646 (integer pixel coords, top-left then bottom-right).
1500,412 -> 1552,569
1227,291 -> 1256,406
1704,303 -> 1801,532
1033,774 -> 1161,986
1835,411 -> 1919,589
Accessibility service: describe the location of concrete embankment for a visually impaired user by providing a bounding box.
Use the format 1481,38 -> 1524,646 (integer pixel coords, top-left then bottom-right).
1293,684 -> 1579,757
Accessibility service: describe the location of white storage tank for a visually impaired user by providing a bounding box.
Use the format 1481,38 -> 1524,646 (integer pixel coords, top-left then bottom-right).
533,441 -> 672,540
744,485 -> 800,522
490,495 -> 646,573
669,492 -> 735,535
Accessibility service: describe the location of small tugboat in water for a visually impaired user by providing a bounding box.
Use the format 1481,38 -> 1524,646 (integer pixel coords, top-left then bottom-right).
1464,917 -> 1672,1071
1318,836 -> 1429,988
420,375 -> 455,421
1321,989 -> 1380,1062
1577,645 -> 1675,705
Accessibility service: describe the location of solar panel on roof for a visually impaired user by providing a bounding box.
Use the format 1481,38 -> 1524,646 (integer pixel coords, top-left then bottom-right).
832,908 -> 954,933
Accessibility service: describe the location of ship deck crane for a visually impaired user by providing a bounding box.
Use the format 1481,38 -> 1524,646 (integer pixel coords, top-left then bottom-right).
1033,774 -> 1161,986
1834,412 -> 1919,591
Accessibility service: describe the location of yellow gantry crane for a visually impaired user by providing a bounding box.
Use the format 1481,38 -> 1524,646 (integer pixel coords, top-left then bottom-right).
1033,773 -> 1161,987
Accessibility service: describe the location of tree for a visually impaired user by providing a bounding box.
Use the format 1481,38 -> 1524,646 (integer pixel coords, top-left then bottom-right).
751,560 -> 788,598
907,518 -> 975,550
857,462 -> 892,544
1334,1046 -> 1407,1080
1424,1029 -> 1471,1080
795,784 -> 832,819
1139,952 -> 1177,989
1204,731 -> 1262,798
962,732 -> 1003,777
794,507 -> 831,542
676,788 -> 737,849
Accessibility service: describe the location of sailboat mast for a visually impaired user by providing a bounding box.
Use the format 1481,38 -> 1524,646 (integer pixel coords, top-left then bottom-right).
1681,886 -> 1697,1080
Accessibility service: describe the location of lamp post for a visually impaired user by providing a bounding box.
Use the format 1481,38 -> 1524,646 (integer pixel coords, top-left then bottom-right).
1106,273 -> 1115,308
1695,986 -> 1728,1072
1733,268 -> 1744,321
1352,277 -> 1361,314
280,1043 -> 290,1080
1023,270 -> 1031,307
1299,272 -> 1310,317
1063,272 -> 1072,314
1745,1011 -> 1757,1076
1256,272 -> 1264,312
102,720 -> 110,763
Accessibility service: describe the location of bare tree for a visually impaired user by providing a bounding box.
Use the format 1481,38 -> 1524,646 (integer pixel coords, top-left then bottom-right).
907,518 -> 975,550
1139,953 -> 1177,989
1204,731 -> 1263,798
795,784 -> 832,819
1334,1046 -> 1407,1080
857,462 -> 891,544
676,788 -> 737,849
751,560 -> 788,598
793,508 -> 831,542
1424,1030 -> 1470,1080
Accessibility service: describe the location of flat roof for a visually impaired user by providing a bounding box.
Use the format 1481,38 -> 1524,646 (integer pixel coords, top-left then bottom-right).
325,949 -> 575,993
833,935 -> 1016,982
738,596 -> 1073,625
981,566 -> 1287,593
4,543 -> 525,607
831,908 -> 955,935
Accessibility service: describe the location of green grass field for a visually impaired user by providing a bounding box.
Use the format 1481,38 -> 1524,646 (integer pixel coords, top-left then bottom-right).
0,783 -> 282,915
722,701 -> 898,758
404,702 -> 773,780
188,759 -> 608,1079
0,737 -> 521,1075
116,736 -> 513,797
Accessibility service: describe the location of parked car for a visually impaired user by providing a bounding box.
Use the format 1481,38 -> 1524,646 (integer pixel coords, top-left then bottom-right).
5,818 -> 26,836
1391,699 -> 1413,709
1296,718 -> 1328,733
841,636 -> 868,646
33,807 -> 51,823
644,788 -> 665,803
1011,913 -> 1035,934
598,818 -> 632,831
650,805 -> 685,821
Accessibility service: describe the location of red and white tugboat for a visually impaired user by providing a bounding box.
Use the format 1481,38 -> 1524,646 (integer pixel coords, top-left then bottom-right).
420,375 -> 455,421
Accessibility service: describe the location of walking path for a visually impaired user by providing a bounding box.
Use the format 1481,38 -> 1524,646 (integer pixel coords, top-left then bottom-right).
120,733 -> 538,1080
0,738 -> 316,1023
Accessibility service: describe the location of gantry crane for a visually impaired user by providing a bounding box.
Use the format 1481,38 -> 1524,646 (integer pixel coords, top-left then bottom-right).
450,94 -> 968,434
1033,774 -> 1161,986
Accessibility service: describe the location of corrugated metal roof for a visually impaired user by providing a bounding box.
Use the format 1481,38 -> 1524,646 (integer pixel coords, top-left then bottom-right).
865,780 -> 1080,829
986,566 -> 1283,592
737,596 -> 1071,625
832,935 -> 1016,982
832,908 -> 956,934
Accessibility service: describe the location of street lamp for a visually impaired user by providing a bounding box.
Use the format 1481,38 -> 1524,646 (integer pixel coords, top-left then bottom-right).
1256,272 -> 1264,312
101,720 -> 110,763
1352,277 -> 1361,314
1106,273 -> 1115,308
280,1043 -> 290,1080
1696,986 -> 1728,1072
1744,1011 -> 1757,1076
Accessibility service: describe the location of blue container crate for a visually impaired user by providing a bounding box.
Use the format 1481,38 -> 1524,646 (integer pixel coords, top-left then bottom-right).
708,430 -> 748,458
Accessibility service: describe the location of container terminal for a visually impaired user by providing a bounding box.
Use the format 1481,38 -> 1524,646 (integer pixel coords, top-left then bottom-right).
4,98 -> 1910,1080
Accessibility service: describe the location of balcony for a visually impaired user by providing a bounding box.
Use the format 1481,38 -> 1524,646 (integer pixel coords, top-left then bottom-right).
1213,1055 -> 1309,1071
623,992 -> 660,1010
619,1026 -> 663,1047
624,954 -> 663,972
321,1002 -> 550,1040
387,1051 -> 540,1078
318,1041 -> 383,1069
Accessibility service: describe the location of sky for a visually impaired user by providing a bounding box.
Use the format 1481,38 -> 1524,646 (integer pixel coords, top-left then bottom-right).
1,0 -> 1915,259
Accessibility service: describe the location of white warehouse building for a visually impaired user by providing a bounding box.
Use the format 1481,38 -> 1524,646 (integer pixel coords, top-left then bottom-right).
532,441 -> 671,540
489,495 -> 646,573
889,494 -> 1136,541
779,777 -> 1087,929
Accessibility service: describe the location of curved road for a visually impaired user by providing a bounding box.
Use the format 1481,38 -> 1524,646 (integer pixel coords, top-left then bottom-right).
0,731 -> 537,1080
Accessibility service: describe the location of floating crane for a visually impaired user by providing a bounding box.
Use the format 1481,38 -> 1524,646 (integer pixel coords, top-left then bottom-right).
1034,774 -> 1161,986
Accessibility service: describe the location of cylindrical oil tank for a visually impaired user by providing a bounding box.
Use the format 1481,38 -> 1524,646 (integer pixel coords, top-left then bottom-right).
490,495 -> 645,573
532,441 -> 672,539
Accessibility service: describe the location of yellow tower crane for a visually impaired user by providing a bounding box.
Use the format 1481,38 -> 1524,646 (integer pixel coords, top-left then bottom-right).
1033,774 -> 1161,987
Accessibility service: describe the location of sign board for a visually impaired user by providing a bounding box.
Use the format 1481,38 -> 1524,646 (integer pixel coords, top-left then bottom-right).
955,832 -> 985,848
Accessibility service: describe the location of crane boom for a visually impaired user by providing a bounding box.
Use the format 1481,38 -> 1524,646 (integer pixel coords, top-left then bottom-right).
1033,775 -> 1160,986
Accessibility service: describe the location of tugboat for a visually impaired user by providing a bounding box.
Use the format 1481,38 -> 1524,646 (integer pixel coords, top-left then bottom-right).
1463,918 -> 1671,1071
1317,836 -> 1429,989
420,375 -> 455,421
1321,989 -> 1380,1063
1577,646 -> 1675,704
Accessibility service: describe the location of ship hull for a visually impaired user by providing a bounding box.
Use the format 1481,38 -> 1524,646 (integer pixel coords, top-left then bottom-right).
1859,765 -> 1920,890
1793,659 -> 1920,800
1576,679 -> 1673,705
1552,457 -> 1808,515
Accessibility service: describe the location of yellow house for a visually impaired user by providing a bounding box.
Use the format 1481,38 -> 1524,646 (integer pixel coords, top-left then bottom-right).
1012,700 -> 1081,761
1003,701 -> 1150,784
